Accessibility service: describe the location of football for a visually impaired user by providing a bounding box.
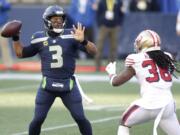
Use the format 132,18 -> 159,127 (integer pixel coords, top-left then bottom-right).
1,20 -> 22,38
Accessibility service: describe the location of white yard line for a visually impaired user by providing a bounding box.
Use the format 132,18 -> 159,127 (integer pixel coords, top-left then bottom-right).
1,73 -> 180,82
11,116 -> 120,135
0,85 -> 38,92
84,104 -> 126,110
0,73 -> 42,81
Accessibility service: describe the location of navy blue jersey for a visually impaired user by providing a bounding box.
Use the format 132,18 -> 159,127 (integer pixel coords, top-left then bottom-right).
22,29 -> 86,79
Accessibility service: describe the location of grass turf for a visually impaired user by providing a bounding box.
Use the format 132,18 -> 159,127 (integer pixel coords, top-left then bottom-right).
0,79 -> 179,135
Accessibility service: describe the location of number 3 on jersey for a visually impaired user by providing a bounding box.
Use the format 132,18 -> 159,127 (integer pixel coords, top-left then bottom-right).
142,60 -> 172,83
49,45 -> 63,68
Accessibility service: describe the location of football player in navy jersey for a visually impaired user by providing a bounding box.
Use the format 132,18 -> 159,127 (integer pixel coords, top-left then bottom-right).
11,5 -> 97,135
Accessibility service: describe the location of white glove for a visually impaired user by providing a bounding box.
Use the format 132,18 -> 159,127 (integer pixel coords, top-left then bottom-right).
105,62 -> 117,85
105,62 -> 116,75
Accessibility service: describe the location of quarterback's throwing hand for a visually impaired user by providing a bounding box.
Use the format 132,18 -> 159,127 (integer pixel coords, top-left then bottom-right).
105,61 -> 117,75
71,22 -> 85,42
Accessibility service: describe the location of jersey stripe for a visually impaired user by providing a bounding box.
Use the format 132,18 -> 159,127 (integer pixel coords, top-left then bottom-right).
125,63 -> 135,67
31,34 -> 74,44
121,105 -> 139,126
146,30 -> 158,46
125,58 -> 135,66
31,37 -> 48,44
60,34 -> 74,39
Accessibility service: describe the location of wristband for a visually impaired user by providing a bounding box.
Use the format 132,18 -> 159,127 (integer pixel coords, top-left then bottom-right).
12,35 -> 20,41
80,39 -> 88,46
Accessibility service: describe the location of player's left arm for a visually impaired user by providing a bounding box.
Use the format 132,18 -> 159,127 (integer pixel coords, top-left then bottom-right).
71,22 -> 97,56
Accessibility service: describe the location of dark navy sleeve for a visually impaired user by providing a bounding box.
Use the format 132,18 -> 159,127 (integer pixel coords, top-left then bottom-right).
22,45 -> 38,58
21,32 -> 41,58
74,40 -> 87,52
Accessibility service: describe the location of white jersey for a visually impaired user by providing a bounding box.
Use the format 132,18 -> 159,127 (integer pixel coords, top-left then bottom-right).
125,52 -> 174,109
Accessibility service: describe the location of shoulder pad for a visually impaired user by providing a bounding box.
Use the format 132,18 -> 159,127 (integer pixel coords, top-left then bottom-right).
125,54 -> 136,67
63,28 -> 73,34
125,53 -> 144,67
60,29 -> 74,39
31,31 -> 48,44
125,53 -> 149,67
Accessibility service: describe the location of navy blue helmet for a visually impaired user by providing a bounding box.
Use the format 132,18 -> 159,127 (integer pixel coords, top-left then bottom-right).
43,5 -> 66,33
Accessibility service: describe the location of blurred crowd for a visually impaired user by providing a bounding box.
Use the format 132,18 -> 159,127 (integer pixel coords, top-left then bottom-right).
7,0 -> 180,14
64,0 -> 180,71
1,0 -> 180,71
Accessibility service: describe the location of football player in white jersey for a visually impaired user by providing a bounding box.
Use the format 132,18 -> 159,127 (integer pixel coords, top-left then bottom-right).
105,30 -> 180,135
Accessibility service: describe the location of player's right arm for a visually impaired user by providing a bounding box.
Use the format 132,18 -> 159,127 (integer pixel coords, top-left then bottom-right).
111,66 -> 135,86
12,36 -> 24,58
105,54 -> 136,86
12,33 -> 39,58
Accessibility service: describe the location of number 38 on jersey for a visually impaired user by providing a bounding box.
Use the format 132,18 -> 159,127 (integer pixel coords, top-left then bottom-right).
142,60 -> 172,83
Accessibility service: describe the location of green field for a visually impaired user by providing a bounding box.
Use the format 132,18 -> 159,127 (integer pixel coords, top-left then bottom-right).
0,77 -> 180,135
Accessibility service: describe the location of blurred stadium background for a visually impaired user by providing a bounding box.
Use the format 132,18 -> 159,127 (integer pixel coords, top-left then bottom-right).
1,0 -> 180,71
0,0 -> 180,135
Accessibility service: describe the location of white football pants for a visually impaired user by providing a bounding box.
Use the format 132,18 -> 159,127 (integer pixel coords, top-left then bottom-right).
118,101 -> 180,135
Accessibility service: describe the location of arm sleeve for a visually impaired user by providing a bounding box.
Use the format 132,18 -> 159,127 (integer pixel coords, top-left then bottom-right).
73,40 -> 87,52
22,45 -> 39,58
21,32 -> 42,58
78,44 -> 87,52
